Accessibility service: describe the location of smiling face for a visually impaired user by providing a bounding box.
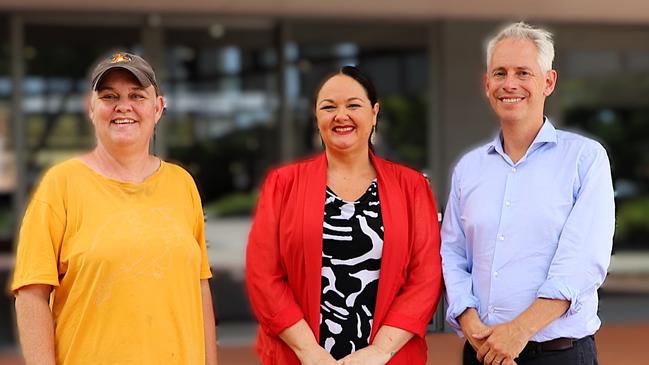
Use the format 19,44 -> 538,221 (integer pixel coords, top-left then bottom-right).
315,74 -> 379,154
88,69 -> 164,153
485,38 -> 557,126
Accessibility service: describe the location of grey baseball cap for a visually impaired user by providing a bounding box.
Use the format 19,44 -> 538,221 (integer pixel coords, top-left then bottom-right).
90,52 -> 160,95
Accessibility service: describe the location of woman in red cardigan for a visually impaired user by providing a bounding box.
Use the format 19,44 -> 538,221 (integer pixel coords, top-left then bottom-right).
246,66 -> 442,365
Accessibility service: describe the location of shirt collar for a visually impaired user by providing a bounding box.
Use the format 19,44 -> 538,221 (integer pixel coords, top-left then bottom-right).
487,117 -> 558,155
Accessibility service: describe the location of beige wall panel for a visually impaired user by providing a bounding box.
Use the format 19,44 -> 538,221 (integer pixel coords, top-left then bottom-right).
3,0 -> 649,24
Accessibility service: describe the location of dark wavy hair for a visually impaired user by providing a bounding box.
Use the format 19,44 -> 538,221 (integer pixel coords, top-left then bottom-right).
313,65 -> 379,148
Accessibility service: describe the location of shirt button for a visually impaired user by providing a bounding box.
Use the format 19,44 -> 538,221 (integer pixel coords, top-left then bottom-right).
505,200 -> 511,207
494,271 -> 499,277
498,235 -> 505,241
511,167 -> 517,172
488,306 -> 495,314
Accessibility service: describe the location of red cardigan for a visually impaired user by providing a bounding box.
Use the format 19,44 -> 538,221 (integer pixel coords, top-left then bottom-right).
245,152 -> 442,365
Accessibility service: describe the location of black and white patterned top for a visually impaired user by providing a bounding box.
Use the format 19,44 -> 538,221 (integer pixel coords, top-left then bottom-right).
319,180 -> 383,360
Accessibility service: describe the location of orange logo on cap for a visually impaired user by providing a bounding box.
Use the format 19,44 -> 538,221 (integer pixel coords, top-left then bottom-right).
110,53 -> 132,63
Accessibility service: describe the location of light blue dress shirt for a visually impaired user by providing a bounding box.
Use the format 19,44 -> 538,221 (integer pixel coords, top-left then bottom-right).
441,119 -> 615,342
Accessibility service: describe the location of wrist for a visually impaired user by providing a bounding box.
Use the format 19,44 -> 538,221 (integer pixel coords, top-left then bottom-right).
458,308 -> 480,329
371,343 -> 395,361
293,341 -> 319,359
510,318 -> 535,340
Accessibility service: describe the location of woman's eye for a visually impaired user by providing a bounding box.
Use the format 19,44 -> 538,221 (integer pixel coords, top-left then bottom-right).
348,104 -> 361,108
320,105 -> 335,110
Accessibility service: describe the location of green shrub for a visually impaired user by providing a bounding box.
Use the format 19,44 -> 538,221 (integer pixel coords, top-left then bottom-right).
204,192 -> 257,218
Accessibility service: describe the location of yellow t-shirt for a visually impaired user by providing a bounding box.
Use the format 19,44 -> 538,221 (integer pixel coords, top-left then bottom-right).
12,158 -> 212,365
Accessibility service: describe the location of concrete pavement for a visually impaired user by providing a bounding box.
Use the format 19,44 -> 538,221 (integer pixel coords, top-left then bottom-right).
2,322 -> 648,364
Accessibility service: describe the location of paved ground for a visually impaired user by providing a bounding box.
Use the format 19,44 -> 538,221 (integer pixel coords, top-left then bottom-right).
2,322 -> 648,364
3,293 -> 648,364
212,323 -> 649,364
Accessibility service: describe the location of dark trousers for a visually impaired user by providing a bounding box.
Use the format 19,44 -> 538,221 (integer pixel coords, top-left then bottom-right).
462,336 -> 599,365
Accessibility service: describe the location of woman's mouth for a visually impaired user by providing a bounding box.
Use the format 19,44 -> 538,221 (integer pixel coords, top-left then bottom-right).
111,118 -> 137,125
332,126 -> 355,135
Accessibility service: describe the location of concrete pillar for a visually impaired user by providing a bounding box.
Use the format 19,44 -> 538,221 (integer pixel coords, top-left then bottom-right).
141,16 -> 167,158
10,14 -> 26,229
276,21 -> 296,162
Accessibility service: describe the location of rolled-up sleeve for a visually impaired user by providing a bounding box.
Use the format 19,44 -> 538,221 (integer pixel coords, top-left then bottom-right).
245,170 -> 304,336
537,143 -> 615,316
441,166 -> 480,332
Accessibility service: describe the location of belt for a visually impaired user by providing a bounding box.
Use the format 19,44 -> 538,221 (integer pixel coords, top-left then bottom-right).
524,337 -> 575,352
520,335 -> 592,357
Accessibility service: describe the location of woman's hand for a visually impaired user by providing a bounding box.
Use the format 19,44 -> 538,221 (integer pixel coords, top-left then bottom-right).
337,325 -> 411,365
279,320 -> 337,365
295,343 -> 338,365
337,345 -> 391,365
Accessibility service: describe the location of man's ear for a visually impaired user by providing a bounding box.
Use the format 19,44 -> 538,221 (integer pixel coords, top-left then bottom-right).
544,70 -> 558,97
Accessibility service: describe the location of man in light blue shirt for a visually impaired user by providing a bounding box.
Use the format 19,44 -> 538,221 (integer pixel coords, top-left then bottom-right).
441,22 -> 615,365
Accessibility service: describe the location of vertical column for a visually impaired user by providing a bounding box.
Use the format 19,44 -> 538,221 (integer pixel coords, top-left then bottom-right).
426,21 -> 447,333
427,22 -> 446,202
10,14 -> 26,228
276,21 -> 295,162
141,15 -> 167,158
9,12 -> 25,350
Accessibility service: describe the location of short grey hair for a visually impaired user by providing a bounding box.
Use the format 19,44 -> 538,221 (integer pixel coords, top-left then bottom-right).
486,21 -> 555,73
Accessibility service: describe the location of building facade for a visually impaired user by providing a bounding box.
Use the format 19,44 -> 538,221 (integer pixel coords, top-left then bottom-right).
1,2 -> 648,340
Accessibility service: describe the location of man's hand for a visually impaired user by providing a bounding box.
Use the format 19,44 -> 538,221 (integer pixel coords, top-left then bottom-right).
474,321 -> 529,365
458,308 -> 492,352
336,345 -> 391,365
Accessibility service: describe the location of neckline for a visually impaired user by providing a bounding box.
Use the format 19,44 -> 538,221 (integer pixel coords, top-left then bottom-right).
73,157 -> 165,187
326,179 -> 378,204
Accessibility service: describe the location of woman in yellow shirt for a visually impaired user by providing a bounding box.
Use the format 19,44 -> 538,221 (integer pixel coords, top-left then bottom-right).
11,52 -> 218,365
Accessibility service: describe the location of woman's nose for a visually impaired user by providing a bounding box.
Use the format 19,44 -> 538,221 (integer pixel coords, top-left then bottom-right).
333,108 -> 349,121
114,99 -> 133,113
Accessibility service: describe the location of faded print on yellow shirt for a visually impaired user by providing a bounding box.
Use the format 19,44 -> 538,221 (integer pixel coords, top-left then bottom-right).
12,159 -> 212,365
